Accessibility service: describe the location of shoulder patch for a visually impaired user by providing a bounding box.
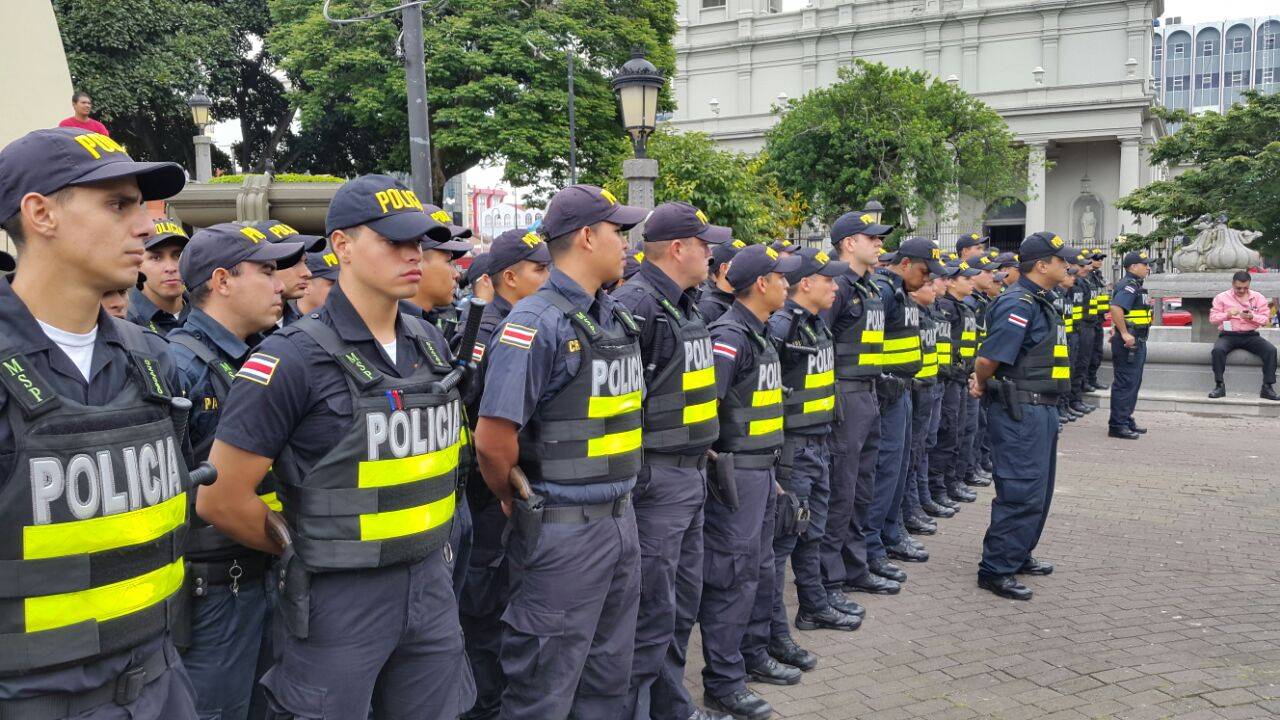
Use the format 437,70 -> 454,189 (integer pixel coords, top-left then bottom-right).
713,342 -> 738,360
471,342 -> 486,363
236,353 -> 280,386
567,339 -> 581,352
499,323 -> 537,350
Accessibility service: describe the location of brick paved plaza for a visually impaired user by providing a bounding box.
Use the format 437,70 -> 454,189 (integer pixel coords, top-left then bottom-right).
686,409 -> 1280,719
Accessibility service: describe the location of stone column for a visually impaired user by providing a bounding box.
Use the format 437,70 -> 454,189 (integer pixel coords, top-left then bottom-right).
623,157 -> 658,242
1025,141 -> 1048,234
1118,136 -> 1141,234
193,135 -> 213,182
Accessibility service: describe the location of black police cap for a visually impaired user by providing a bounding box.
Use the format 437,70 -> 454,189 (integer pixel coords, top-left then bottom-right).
882,236 -> 946,275
1018,231 -> 1079,263
325,174 -> 450,244
423,204 -> 473,241
711,238 -> 748,269
180,222 -> 306,290
829,210 -> 892,244
1122,250 -> 1152,267
785,247 -> 849,284
0,128 -> 184,223
249,219 -> 327,253
147,218 -> 190,251
488,228 -> 551,275
643,201 -> 731,245
955,232 -> 987,251
304,249 -> 340,281
541,184 -> 648,240
725,244 -> 802,292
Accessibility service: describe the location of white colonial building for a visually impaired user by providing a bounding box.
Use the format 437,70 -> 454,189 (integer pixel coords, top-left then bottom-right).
670,0 -> 1168,254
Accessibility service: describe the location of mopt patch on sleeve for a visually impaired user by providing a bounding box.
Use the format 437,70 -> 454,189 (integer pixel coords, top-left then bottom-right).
499,324 -> 537,350
236,353 -> 281,386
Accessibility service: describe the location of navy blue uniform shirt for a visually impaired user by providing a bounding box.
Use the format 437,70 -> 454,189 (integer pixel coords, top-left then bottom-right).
167,307 -> 250,460
711,300 -> 769,401
871,268 -> 907,326
821,267 -> 875,338
611,260 -> 701,373
979,277 -> 1057,367
478,267 -> 635,505
215,284 -> 454,475
126,286 -> 189,336
696,282 -> 735,324
1110,273 -> 1144,312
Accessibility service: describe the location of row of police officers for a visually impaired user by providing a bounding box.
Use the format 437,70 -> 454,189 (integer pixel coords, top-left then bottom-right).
0,125 -> 1134,720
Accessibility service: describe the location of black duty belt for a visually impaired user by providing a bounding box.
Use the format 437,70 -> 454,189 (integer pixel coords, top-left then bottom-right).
645,452 -> 707,470
189,553 -> 270,593
733,451 -> 780,470
837,378 -> 876,392
0,645 -> 173,720
541,493 -> 631,525
1013,390 -> 1060,406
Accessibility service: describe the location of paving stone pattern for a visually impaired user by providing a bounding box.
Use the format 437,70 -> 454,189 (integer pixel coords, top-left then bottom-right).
683,410 -> 1280,719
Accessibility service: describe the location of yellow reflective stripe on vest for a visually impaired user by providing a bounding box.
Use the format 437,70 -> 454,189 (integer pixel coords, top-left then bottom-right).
752,388 -> 782,407
748,416 -> 784,436
802,396 -> 835,415
1051,366 -> 1071,379
804,370 -> 834,389
357,441 -> 462,489
959,347 -> 976,358
1053,344 -> 1069,358
25,558 -> 184,633
359,490 -> 455,542
860,330 -> 884,344
588,390 -> 643,418
260,492 -> 283,512
857,353 -> 882,366
683,399 -> 718,424
23,492 -> 186,560
682,366 -> 715,391
587,427 -> 643,457
1126,309 -> 1153,326
882,336 -> 919,352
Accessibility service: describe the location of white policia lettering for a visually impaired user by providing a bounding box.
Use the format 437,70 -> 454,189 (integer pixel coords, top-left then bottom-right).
29,436 -> 183,525
591,356 -> 643,397
864,308 -> 886,332
365,399 -> 463,461
807,345 -> 834,376
684,338 -> 714,372
758,360 -> 781,391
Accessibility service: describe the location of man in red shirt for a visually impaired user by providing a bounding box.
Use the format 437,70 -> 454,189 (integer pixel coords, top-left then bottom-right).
1208,270 -> 1278,400
58,91 -> 111,136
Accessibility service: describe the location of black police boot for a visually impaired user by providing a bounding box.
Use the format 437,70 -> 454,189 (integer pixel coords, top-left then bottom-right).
947,482 -> 977,503
868,557 -> 907,582
1018,556 -> 1054,576
795,605 -> 861,633
1128,424 -> 1147,434
904,513 -> 937,535
845,574 -> 901,595
980,459 -> 994,474
978,573 -> 1033,600
689,708 -> 734,720
887,539 -> 929,563
1108,426 -> 1141,440
1091,380 -> 1108,390
932,491 -> 960,510
1070,401 -> 1092,414
704,689 -> 772,720
1262,384 -> 1279,401
921,497 -> 956,518
964,468 -> 992,487
1208,382 -> 1226,398
769,634 -> 820,669
746,656 -> 802,686
824,589 -> 866,617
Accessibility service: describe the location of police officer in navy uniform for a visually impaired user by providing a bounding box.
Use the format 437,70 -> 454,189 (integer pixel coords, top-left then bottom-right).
927,261 -> 981,516
993,252 -> 1020,290
247,220 -> 327,329
473,184 -> 646,720
1085,250 -> 1110,391
0,127 -> 198,719
900,274 -> 944,537
768,248 -> 862,667
953,256 -> 998,503
166,223 -> 305,720
609,202 -> 731,720
866,238 -> 943,581
697,239 -> 746,323
458,228 -> 549,720
128,217 -> 191,335
970,231 -> 1076,601
819,211 -> 898,601
198,175 -> 476,718
1108,250 -> 1153,440
955,232 -> 987,262
699,244 -> 799,720
296,248 -> 340,316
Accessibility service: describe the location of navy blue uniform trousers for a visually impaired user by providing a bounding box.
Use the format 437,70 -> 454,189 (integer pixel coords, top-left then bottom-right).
868,392 -> 912,560
772,434 -> 832,638
979,402 -> 1058,577
1109,337 -> 1147,431
459,499 -> 508,720
821,387 -> 880,588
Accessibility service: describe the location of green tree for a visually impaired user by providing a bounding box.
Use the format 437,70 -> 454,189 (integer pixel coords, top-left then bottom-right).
604,127 -> 799,244
763,60 -> 1027,230
1117,92 -> 1280,260
268,0 -> 676,202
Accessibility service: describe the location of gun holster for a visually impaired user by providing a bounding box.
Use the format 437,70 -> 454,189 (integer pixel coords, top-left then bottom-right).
773,490 -> 809,539
707,452 -> 740,511
876,376 -> 906,413
776,441 -> 797,484
276,543 -> 311,640
507,492 -> 547,564
986,379 -> 1024,422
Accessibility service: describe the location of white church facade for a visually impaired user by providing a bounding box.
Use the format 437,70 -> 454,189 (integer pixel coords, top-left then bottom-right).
668,0 -> 1168,254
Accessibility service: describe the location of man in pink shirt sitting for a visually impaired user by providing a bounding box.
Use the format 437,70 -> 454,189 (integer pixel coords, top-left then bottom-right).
1208,270 -> 1278,400
57,90 -> 110,136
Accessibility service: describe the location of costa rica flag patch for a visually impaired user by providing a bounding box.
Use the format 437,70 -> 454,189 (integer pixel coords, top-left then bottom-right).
498,324 -> 537,350
236,353 -> 280,386
713,342 -> 738,360
1007,312 -> 1029,329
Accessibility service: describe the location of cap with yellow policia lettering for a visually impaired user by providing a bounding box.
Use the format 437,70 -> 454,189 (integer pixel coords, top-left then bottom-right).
180,222 -> 306,290
146,217 -> 190,250
1122,250 -> 1151,268
0,127 -> 185,222
711,238 -> 748,269
540,184 -> 648,239
955,232 -> 987,251
304,249 -> 340,281
249,219 -> 327,253
489,227 -> 551,275
785,246 -> 849,283
325,174 -> 450,244
1019,231 -> 1080,262
423,203 -> 473,240
726,244 -> 802,291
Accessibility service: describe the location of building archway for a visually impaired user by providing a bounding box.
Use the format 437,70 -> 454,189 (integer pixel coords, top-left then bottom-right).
983,199 -> 1025,253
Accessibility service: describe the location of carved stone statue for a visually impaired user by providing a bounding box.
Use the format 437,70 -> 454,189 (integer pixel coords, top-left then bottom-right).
1171,214 -> 1263,272
1080,206 -> 1097,243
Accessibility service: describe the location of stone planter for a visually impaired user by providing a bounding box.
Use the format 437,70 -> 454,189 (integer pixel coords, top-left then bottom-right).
165,175 -> 340,234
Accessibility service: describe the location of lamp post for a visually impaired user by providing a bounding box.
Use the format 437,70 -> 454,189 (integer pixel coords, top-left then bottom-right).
863,199 -> 885,224
612,49 -> 664,236
187,89 -> 212,182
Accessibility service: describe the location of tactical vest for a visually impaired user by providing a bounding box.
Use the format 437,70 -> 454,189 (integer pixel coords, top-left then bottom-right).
775,309 -> 836,434
876,277 -> 923,378
274,316 -> 462,571
1092,274 -> 1111,319
833,274 -> 884,381
0,320 -> 188,675
1121,279 -> 1153,338
629,280 -> 719,454
1069,287 -> 1085,332
710,316 -> 784,458
167,333 -> 281,560
914,309 -> 939,383
969,292 -> 991,348
943,295 -> 978,372
517,290 -> 644,487
931,304 -> 954,380
697,287 -> 734,324
1052,291 -> 1073,336
997,293 -> 1072,395
463,301 -> 509,511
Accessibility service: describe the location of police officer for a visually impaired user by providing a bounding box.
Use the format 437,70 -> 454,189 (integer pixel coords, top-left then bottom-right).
246,220 -> 327,328
698,239 -> 746,322
970,231 -> 1075,601
769,239 -> 798,255
1108,250 -> 1153,440
0,127 -> 197,718
819,212 -> 898,600
296,247 -> 340,315
1066,253 -> 1097,417
927,262 -> 981,515
993,252 -> 1020,290
955,232 -> 987,262
166,223 -> 305,720
1086,250 -> 1110,391
768,247 -> 863,661
698,244 -> 798,720
866,238 -> 943,579
473,184 -> 646,719
1050,267 -> 1079,424
456,252 -> 493,329
199,174 -> 476,718
458,228 -> 550,720
610,202 -> 731,720
954,255 -> 999,501
900,274 -> 943,537
129,217 -> 190,335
